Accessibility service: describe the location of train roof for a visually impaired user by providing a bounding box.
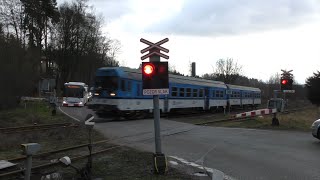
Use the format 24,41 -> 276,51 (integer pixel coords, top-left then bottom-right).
226,84 -> 261,92
96,67 -> 227,88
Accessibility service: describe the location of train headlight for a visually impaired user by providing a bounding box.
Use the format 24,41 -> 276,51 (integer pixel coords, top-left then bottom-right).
110,93 -> 116,96
94,93 -> 99,96
63,101 -> 67,104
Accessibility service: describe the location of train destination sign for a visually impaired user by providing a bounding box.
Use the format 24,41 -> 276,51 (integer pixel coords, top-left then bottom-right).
143,89 -> 169,95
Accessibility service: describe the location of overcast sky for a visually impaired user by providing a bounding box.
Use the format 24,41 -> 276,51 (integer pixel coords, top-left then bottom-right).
59,0 -> 320,84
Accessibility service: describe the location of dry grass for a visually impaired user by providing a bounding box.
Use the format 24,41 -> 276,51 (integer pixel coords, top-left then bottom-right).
0,102 -> 105,159
211,106 -> 320,131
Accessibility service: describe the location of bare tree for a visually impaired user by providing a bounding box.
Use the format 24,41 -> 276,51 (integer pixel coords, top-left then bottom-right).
268,73 -> 281,85
169,64 -> 184,76
50,0 -> 119,88
0,0 -> 25,44
213,58 -> 242,83
107,39 -> 121,61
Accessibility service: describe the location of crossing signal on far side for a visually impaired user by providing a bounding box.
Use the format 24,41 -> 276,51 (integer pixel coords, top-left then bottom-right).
142,62 -> 169,90
280,78 -> 293,91
280,69 -> 294,91
281,79 -> 288,85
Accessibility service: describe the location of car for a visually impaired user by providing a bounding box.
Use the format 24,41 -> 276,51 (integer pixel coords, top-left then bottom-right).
311,119 -> 320,139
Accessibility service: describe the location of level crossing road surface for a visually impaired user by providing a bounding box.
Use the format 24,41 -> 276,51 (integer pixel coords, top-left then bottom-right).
59,106 -> 320,180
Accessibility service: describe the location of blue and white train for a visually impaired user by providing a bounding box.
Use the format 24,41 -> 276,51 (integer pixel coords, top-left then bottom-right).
88,67 -> 261,118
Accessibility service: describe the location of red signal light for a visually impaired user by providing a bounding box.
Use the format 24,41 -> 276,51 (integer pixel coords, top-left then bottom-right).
143,64 -> 154,75
281,79 -> 288,85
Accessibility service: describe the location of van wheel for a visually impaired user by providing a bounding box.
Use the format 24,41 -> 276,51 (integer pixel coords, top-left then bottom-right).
317,128 -> 320,139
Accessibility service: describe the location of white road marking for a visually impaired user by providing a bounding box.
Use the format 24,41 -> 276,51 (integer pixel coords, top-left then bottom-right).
169,161 -> 179,165
58,106 -> 81,122
193,172 -> 208,177
169,156 -> 235,180
194,145 -> 216,164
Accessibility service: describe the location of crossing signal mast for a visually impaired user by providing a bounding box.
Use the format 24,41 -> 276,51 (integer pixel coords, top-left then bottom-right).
140,38 -> 169,175
268,69 -> 294,115
280,69 -> 294,92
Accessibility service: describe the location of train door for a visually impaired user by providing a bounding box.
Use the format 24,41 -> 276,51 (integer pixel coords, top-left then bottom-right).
240,90 -> 243,107
164,95 -> 169,113
252,92 -> 255,107
205,88 -> 210,110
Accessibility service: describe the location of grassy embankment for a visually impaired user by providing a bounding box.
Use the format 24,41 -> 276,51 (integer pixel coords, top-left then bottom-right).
212,106 -> 319,131
170,106 -> 319,131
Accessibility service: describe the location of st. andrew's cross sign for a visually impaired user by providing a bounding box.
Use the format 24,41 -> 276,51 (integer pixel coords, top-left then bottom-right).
140,38 -> 169,60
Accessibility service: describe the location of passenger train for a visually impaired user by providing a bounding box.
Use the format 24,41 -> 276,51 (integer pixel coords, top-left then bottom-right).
88,67 -> 261,118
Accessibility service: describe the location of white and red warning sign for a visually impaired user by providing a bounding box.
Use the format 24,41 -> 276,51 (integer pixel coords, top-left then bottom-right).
143,89 -> 169,95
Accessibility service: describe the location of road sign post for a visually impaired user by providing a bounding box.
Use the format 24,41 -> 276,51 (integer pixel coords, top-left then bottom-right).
140,38 -> 169,175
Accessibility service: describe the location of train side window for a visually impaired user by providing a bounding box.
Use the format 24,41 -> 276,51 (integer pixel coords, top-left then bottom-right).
171,87 -> 177,97
128,81 -> 132,91
215,91 -> 220,98
199,89 -> 204,97
212,90 -> 215,97
216,90 -> 223,98
193,89 -> 198,97
179,88 -> 185,97
186,88 -> 191,97
121,80 -> 126,91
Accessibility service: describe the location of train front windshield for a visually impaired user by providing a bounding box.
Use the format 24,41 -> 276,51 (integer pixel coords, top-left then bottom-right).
63,85 -> 84,98
95,76 -> 118,90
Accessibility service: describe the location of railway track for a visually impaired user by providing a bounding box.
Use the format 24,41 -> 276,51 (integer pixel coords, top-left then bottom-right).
0,122 -> 79,134
0,145 -> 121,178
192,106 -> 312,125
0,124 -> 200,179
96,106 -> 310,124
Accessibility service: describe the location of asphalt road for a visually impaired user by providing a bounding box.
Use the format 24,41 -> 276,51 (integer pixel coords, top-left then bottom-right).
60,106 -> 320,180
